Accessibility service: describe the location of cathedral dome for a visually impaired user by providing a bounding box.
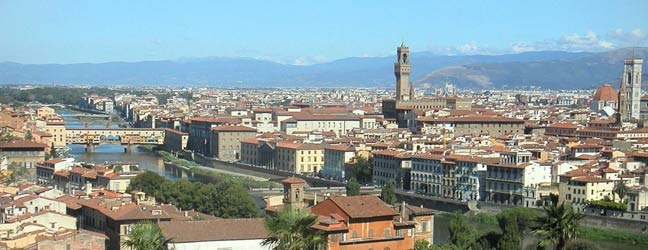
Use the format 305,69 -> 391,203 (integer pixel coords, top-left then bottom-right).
593,85 -> 618,101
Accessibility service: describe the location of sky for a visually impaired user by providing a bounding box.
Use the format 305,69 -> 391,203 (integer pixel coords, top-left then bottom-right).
1,0 -> 647,65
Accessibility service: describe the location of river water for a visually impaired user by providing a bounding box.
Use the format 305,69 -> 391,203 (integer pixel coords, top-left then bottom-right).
57,109 -> 177,180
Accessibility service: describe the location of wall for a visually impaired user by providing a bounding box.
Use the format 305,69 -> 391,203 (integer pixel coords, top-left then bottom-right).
169,239 -> 266,250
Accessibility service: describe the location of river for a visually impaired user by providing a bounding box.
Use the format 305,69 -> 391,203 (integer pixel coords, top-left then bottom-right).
57,108 -> 178,180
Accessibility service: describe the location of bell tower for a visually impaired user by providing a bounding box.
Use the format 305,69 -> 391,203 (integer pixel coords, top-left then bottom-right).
281,177 -> 306,211
618,58 -> 643,122
395,43 -> 411,101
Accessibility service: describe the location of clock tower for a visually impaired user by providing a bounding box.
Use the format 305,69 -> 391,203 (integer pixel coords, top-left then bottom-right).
395,43 -> 411,101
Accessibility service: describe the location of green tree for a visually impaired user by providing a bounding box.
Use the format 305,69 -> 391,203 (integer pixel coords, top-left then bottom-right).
213,181 -> 259,218
122,221 -> 170,250
345,177 -> 360,196
127,171 -> 168,193
262,208 -> 326,250
497,206 -> 542,246
50,142 -> 56,158
380,181 -> 397,206
415,239 -> 433,250
448,212 -> 475,249
24,130 -> 32,140
350,155 -> 372,184
497,216 -> 521,250
612,181 -> 628,202
532,201 -> 585,250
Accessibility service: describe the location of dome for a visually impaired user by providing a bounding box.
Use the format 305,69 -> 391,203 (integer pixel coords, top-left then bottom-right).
593,85 -> 617,101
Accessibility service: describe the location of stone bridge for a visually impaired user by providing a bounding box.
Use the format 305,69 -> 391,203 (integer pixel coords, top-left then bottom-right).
66,128 -> 165,145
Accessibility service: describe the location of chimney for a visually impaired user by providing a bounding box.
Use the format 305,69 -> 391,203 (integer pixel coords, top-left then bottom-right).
400,201 -> 407,222
85,182 -> 92,197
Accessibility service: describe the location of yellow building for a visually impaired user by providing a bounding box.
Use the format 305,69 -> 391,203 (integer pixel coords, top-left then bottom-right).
559,175 -> 616,205
36,106 -> 56,120
275,142 -> 324,174
45,121 -> 67,148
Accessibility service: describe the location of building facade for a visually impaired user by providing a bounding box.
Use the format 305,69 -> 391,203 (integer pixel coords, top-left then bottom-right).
209,125 -> 257,161
372,150 -> 412,189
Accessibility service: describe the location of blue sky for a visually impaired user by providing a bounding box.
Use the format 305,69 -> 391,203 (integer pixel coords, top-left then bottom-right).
1,0 -> 647,65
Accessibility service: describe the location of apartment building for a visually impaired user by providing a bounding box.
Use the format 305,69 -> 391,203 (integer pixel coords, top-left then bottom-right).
418,115 -> 525,137
280,112 -> 361,137
209,125 -> 257,161
310,195 -> 417,250
45,121 -> 67,147
321,144 -> 356,181
372,150 -> 412,189
485,151 -> 551,207
275,142 -> 324,174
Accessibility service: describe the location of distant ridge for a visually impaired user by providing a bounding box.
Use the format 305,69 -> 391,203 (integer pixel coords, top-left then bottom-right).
0,48 -> 646,89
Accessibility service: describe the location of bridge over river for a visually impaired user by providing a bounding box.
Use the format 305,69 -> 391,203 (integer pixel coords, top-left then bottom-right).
66,128 -> 166,151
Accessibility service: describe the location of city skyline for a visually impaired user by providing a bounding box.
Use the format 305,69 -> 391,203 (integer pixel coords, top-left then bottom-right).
1,0 -> 647,65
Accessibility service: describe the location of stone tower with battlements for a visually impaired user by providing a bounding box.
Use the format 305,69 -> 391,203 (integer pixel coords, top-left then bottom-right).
395,44 -> 411,101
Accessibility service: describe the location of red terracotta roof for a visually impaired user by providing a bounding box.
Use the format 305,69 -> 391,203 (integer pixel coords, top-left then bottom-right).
324,195 -> 397,219
281,177 -> 305,184
159,219 -> 267,243
0,140 -> 47,149
211,125 -> 256,132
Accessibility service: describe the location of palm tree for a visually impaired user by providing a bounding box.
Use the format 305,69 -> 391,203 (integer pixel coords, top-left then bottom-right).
122,221 -> 171,250
613,181 -> 628,202
262,208 -> 326,250
532,199 -> 584,250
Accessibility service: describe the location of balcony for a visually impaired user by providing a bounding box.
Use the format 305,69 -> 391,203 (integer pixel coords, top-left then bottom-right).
486,175 -> 523,183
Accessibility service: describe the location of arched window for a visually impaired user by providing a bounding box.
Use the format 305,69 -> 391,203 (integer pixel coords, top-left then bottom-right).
384,228 -> 391,237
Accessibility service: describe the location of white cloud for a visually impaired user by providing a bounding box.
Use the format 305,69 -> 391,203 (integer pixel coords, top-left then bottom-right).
254,55 -> 330,65
559,31 -> 616,50
608,28 -> 647,43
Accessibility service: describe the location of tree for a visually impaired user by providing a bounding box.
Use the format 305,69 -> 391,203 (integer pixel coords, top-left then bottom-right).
613,181 -> 628,202
350,155 -> 372,184
415,239 -> 433,250
497,206 -> 542,246
213,181 -> 260,218
24,130 -> 32,140
262,208 -> 326,250
448,212 -> 475,249
49,142 -> 56,158
532,201 -> 585,250
380,181 -> 397,206
122,221 -> 171,250
346,177 -> 360,196
127,171 -> 168,193
497,216 -> 521,250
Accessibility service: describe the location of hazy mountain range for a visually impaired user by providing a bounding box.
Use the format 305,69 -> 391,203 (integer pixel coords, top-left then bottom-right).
0,47 -> 646,89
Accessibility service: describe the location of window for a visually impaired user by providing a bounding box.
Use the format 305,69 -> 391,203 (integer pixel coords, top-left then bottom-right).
342,233 -> 347,241
351,231 -> 358,238
421,220 -> 428,232
384,228 -> 391,237
368,229 -> 375,237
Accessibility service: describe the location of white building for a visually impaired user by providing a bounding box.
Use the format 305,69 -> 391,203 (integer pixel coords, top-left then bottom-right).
321,145 -> 356,181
